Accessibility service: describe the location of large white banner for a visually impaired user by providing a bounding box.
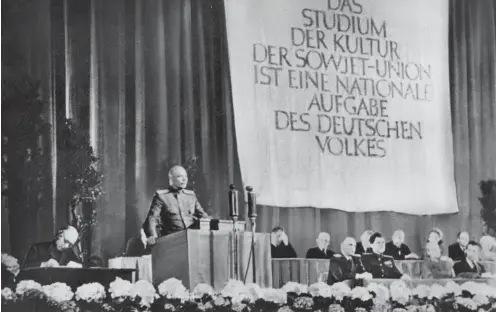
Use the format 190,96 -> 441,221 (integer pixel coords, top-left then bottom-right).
224,0 -> 458,215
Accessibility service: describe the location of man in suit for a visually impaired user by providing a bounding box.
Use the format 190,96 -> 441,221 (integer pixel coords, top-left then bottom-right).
126,228 -> 152,257
143,165 -> 209,245
454,241 -> 485,277
448,231 -> 469,261
271,226 -> 297,258
22,226 -> 81,268
384,230 -> 418,260
355,230 -> 373,255
327,237 -> 372,285
359,232 -> 410,279
306,232 -> 335,259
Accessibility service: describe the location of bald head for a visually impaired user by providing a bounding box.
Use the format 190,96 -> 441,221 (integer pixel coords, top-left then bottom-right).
341,237 -> 356,256
169,165 -> 188,189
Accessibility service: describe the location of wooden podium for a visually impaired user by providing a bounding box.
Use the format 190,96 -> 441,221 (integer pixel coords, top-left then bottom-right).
151,229 -> 271,290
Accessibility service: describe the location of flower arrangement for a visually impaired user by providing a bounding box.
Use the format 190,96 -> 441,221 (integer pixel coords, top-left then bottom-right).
2,277 -> 496,312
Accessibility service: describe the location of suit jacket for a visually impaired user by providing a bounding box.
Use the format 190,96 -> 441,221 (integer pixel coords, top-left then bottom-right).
453,258 -> 485,277
22,242 -> 81,269
448,243 -> 466,261
384,242 -> 412,260
358,253 -> 403,279
143,188 -> 208,238
327,253 -> 360,285
271,242 -> 297,258
355,242 -> 372,255
422,259 -> 454,278
126,236 -> 152,257
305,247 -> 335,259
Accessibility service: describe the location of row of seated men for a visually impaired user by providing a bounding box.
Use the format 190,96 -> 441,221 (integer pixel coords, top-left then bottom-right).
269,227 -> 491,285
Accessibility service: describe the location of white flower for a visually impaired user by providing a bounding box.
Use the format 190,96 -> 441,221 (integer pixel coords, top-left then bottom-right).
245,283 -> 263,302
390,281 -> 411,306
2,287 -> 15,300
429,284 -> 446,300
330,282 -> 351,301
460,282 -> 487,296
351,286 -> 372,302
281,282 -> 308,295
191,283 -> 215,299
158,278 -> 189,300
1,254 -> 20,276
472,294 -> 489,307
261,287 -> 287,304
15,280 -> 42,295
444,281 -> 461,296
412,284 -> 431,299
367,283 -> 390,303
308,282 -> 332,298
456,297 -> 478,311
42,283 -> 74,303
220,279 -> 251,304
109,277 -> 134,299
130,280 -> 159,307
75,282 -> 106,302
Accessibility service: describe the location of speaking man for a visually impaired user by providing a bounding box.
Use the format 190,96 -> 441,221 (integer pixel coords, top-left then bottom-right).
143,165 -> 209,245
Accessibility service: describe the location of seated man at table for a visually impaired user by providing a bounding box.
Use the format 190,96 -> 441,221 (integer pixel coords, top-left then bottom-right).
327,237 -> 372,285
355,230 -> 374,255
454,241 -> 486,277
359,232 -> 410,280
306,232 -> 334,259
143,165 -> 209,245
448,231 -> 470,261
384,230 -> 418,260
22,226 -> 81,268
271,226 -> 297,258
126,228 -> 152,257
422,242 -> 454,278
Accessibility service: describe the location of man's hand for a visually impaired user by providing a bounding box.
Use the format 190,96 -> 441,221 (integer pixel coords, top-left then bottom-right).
401,274 -> 411,280
147,236 -> 157,245
356,272 -> 373,280
41,259 -> 60,268
280,233 -> 289,245
405,253 -> 419,259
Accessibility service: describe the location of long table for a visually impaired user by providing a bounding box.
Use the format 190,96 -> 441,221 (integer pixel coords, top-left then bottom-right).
17,268 -> 135,289
272,259 -> 496,287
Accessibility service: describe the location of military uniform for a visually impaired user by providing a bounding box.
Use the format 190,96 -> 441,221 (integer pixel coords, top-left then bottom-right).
143,188 -> 208,238
358,253 -> 403,279
327,253 -> 362,285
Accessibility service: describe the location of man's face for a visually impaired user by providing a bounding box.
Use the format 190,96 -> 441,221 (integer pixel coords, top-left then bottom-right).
392,232 -> 404,247
342,238 -> 356,256
371,237 -> 386,254
170,167 -> 188,189
316,234 -> 330,250
55,232 -> 74,251
466,244 -> 479,261
361,232 -> 372,247
458,232 -> 469,247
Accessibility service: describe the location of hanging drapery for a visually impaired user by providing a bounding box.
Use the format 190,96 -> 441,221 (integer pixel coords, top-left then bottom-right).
2,0 -> 495,261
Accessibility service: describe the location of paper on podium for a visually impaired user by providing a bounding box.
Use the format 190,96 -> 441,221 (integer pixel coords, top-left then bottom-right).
108,257 -> 139,269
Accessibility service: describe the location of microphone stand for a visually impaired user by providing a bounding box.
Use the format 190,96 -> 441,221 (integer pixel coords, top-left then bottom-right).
229,184 -> 239,280
244,186 -> 257,283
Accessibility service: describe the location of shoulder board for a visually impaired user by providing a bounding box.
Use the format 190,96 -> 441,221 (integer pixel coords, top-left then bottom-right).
383,255 -> 393,259
156,189 -> 170,195
333,254 -> 342,258
352,254 -> 361,258
182,189 -> 195,195
362,253 -> 372,256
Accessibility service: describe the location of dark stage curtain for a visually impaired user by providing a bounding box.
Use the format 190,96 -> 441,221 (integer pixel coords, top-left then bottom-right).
2,0 -> 495,261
